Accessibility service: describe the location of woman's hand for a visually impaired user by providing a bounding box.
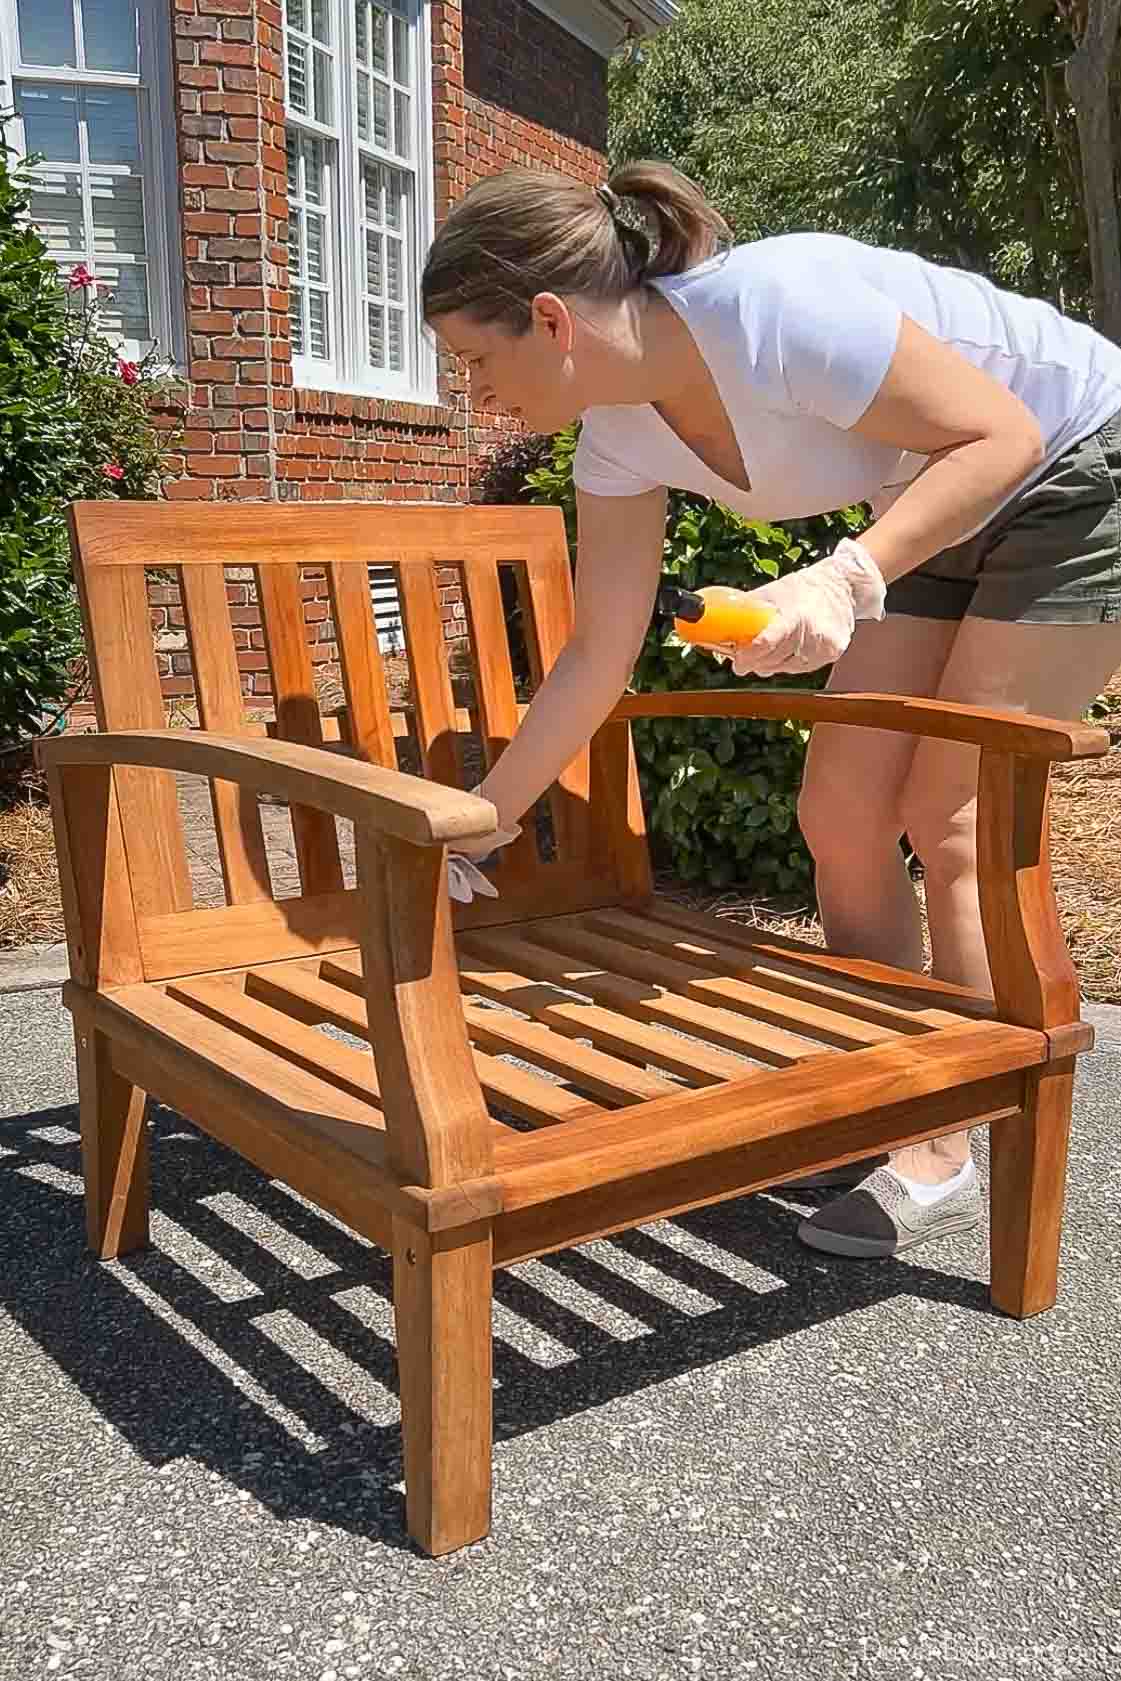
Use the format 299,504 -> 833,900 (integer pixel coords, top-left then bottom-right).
445,785 -> 522,904
704,538 -> 887,677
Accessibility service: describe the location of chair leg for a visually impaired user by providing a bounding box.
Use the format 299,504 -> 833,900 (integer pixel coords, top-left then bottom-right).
988,1062 -> 1074,1319
74,1020 -> 150,1260
392,1215 -> 493,1556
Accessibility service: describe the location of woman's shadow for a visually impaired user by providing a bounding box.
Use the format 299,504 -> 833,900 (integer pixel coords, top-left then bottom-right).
1,1097 -> 993,1554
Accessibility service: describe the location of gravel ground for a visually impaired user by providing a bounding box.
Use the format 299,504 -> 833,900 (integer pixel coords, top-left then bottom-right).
2,988 -> 1120,1681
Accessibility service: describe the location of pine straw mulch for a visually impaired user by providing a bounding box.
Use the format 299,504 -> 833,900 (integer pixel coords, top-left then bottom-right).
3,686 -> 1121,1001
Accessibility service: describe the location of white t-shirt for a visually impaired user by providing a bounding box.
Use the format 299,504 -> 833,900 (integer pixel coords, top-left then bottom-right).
572,233 -> 1121,531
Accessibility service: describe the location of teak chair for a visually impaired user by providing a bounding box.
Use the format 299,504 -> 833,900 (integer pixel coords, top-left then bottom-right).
42,502 -> 1106,1555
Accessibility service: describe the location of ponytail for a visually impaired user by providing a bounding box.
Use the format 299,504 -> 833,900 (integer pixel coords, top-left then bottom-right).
421,161 -> 730,332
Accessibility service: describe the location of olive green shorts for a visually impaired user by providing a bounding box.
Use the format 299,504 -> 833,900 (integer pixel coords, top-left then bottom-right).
884,406 -> 1121,624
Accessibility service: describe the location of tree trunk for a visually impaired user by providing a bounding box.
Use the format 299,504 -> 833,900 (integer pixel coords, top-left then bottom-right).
1063,0 -> 1121,342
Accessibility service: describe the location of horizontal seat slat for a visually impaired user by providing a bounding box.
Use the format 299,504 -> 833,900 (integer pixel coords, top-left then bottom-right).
451,935 -> 752,1083
542,910 -> 898,1051
242,964 -> 605,1131
644,902 -> 992,1024
476,925 -> 825,1067
492,1020 -> 1047,1207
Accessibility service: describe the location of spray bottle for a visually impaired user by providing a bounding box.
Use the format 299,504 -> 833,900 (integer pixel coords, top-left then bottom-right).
656,577 -> 775,649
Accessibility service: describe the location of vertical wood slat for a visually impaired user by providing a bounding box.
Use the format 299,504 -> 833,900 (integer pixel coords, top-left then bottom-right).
180,565 -> 272,904
460,555 -> 539,882
255,564 -> 344,897
521,535 -> 590,863
327,562 -> 398,767
397,560 -> 461,788
74,558 -> 192,916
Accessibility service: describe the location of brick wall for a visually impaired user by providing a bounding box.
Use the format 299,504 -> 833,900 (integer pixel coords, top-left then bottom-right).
143,0 -> 608,708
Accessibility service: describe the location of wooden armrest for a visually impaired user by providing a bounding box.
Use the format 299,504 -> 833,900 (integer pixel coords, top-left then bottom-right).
39,729 -> 497,848
612,690 -> 1110,762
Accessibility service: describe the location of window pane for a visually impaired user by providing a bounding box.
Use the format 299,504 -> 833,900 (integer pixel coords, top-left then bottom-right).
363,161 -> 383,223
91,173 -> 146,257
86,89 -> 141,166
305,212 -> 326,284
372,81 -> 390,149
286,0 -> 306,31
393,90 -> 410,158
392,14 -> 409,83
368,302 -> 385,369
18,83 -> 80,162
288,206 -> 303,278
287,38 -> 308,115
83,0 -> 139,75
289,287 -> 305,356
97,262 -> 150,342
312,49 -> 332,125
16,0 -> 76,68
365,230 -> 383,297
383,168 -> 403,231
386,236 -> 403,302
354,0 -> 369,64
308,290 -> 329,359
310,0 -> 330,45
28,174 -> 85,253
372,6 -> 389,74
356,76 -> 371,143
303,143 -> 325,205
388,309 -> 405,374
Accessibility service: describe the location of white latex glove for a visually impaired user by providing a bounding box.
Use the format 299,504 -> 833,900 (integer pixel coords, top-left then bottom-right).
704,538 -> 887,678
446,784 -> 523,905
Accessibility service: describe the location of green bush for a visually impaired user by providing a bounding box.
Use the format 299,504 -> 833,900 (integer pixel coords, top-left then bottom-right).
0,133 -> 179,749
483,424 -> 869,892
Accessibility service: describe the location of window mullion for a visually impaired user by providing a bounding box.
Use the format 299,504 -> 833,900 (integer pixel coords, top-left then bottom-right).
335,0 -> 356,389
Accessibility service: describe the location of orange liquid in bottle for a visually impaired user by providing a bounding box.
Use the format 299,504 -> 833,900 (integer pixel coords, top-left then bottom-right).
674,586 -> 775,646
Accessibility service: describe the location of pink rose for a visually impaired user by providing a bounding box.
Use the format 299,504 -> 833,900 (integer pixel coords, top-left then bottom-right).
101,463 -> 125,481
117,358 -> 140,386
68,263 -> 96,291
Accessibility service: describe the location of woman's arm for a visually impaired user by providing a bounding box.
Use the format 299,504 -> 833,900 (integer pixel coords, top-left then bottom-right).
477,485 -> 668,831
849,316 -> 1045,582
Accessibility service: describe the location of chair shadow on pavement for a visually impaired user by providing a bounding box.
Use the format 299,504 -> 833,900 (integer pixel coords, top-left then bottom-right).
1,1100 -> 994,1555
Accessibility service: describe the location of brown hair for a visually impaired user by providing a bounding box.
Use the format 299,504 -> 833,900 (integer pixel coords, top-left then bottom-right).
421,161 -> 731,332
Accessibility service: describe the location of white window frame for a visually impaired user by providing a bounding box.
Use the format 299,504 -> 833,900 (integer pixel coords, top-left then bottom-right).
284,0 -> 437,403
0,0 -> 184,365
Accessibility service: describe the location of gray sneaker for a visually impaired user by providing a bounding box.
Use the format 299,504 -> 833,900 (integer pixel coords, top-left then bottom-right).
783,1155 -> 889,1191
797,1162 -> 981,1258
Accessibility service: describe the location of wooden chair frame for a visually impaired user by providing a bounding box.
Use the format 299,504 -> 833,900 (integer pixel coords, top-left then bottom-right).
42,501 -> 1107,1555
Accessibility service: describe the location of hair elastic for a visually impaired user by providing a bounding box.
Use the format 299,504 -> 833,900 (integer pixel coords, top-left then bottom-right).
596,184 -> 622,217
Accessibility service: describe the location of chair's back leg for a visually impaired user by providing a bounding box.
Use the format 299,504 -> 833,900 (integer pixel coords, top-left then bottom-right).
391,1215 -> 494,1556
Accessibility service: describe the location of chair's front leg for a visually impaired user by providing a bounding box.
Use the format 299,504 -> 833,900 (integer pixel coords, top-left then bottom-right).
988,1063 -> 1074,1318
73,1009 -> 150,1260
977,751 -> 1082,1318
392,1214 -> 494,1556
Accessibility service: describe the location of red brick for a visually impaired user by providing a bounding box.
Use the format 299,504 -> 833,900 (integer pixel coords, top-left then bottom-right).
212,286 -> 265,307
202,189 -> 258,212
204,140 -> 258,164
202,91 -> 255,115
189,359 -> 237,381
188,453 -> 241,476
188,310 -> 236,333
199,41 -> 254,66
165,479 -> 215,500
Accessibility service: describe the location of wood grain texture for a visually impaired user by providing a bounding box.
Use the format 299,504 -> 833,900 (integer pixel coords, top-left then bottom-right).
72,555 -> 192,915
392,1216 -> 494,1554
397,563 -> 461,789
326,563 -> 398,767
988,1062 -> 1075,1319
613,691 -> 1110,762
71,996 -> 150,1259
69,499 -> 568,568
492,1022 -> 1046,1209
256,563 -> 345,897
45,764 -> 143,989
180,564 -> 272,904
358,829 -> 494,1189
41,731 -> 499,846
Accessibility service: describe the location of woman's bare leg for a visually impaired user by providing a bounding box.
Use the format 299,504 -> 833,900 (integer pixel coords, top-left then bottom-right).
892,618 -> 1121,1183
798,615 -> 958,970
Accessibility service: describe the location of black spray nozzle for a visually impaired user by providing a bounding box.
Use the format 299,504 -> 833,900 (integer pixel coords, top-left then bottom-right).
656,575 -> 705,624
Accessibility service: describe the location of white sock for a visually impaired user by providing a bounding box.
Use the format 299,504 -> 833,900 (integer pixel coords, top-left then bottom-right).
890,1156 -> 975,1206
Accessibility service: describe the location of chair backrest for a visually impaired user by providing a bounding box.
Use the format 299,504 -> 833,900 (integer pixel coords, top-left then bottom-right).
67,501 -> 650,979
